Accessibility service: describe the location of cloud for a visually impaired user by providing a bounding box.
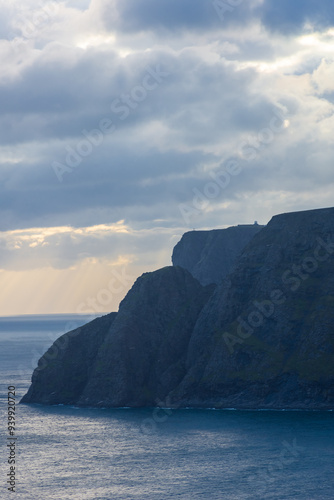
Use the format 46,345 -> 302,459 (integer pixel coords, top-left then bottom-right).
259,0 -> 334,34
312,57 -> 334,95
101,0 -> 258,33
0,31 -> 290,233
0,221 -> 184,271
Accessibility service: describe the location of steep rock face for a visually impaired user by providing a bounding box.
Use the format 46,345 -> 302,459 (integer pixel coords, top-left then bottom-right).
77,266 -> 215,407
172,224 -> 263,285
21,207 -> 334,410
21,313 -> 117,405
22,266 -> 214,407
170,207 -> 334,409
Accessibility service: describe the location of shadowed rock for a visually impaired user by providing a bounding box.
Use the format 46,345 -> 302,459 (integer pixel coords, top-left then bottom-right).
22,266 -> 214,407
21,313 -> 117,405
172,224 -> 263,285
21,207 -> 334,409
170,207 -> 334,409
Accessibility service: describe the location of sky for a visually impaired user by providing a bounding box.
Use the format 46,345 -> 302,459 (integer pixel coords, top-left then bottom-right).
1,0 -> 334,315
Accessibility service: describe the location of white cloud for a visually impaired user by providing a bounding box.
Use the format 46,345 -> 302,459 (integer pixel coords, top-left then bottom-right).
312,58 -> 334,94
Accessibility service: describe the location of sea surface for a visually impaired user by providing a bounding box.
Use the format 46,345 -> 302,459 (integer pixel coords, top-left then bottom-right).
0,315 -> 333,500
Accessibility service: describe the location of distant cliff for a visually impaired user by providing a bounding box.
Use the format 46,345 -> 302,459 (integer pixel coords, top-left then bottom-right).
21,207 -> 334,409
172,224 -> 263,285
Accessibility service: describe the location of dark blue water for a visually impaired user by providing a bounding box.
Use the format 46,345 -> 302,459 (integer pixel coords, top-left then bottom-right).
1,315 -> 333,499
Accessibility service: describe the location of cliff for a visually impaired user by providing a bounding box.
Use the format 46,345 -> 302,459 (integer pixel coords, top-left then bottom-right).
21,312 -> 117,405
21,207 -> 334,409
22,266 -> 214,407
172,224 -> 263,285
170,207 -> 334,409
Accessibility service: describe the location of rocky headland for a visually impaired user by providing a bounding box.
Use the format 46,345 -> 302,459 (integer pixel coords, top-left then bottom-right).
21,207 -> 334,409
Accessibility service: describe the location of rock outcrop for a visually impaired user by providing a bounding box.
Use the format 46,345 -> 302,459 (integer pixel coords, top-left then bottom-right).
172,224 -> 263,285
21,207 -> 334,409
21,312 -> 117,405
22,266 -> 214,407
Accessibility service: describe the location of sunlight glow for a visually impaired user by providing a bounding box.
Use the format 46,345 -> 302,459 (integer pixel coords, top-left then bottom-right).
0,260 -> 133,316
1,221 -> 130,250
299,35 -> 319,46
298,29 -> 334,53
76,34 -> 116,49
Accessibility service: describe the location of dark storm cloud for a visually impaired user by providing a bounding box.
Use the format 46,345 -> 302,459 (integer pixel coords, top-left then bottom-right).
259,0 -> 334,33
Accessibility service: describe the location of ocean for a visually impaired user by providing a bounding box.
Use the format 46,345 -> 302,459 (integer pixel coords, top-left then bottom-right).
1,315 -> 333,500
